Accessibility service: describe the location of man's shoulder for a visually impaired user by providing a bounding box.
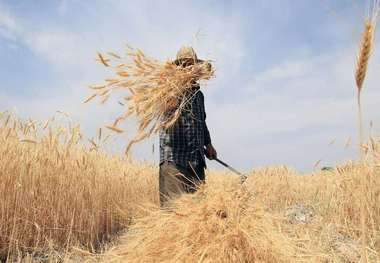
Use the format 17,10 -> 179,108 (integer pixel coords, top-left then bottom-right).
195,89 -> 204,100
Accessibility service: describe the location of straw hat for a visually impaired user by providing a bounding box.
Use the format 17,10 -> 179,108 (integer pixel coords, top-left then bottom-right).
175,46 -> 204,64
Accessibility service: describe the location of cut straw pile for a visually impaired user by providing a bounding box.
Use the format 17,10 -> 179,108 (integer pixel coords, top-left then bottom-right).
105,181 -> 317,263
85,47 -> 214,153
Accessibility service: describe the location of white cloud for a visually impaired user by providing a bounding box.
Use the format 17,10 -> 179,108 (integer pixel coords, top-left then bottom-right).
0,4 -> 20,40
1,1 -> 380,172
0,0 -> 246,155
204,42 -> 380,171
24,30 -> 91,67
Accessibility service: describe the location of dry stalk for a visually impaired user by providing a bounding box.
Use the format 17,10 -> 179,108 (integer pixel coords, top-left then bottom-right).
0,114 -> 158,260
355,1 -> 379,157
354,2 -> 379,261
86,47 -> 214,154
2,113 -> 380,261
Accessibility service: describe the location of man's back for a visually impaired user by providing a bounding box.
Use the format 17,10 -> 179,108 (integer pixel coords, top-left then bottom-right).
159,84 -> 211,170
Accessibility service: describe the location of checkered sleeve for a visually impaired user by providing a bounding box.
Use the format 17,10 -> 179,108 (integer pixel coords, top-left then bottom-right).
159,85 -> 210,169
202,96 -> 211,147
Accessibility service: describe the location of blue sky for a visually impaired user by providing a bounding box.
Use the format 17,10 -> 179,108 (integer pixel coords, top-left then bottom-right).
1,0 -> 379,172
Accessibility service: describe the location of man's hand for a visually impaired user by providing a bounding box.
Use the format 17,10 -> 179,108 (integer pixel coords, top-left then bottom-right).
205,144 -> 217,160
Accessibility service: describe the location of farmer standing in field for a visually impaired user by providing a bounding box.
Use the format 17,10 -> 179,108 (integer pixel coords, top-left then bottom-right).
159,46 -> 217,207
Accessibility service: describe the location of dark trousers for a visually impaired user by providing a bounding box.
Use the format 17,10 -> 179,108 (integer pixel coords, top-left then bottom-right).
159,162 -> 205,207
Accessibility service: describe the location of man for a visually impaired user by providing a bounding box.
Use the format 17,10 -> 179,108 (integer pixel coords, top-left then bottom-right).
159,46 -> 217,207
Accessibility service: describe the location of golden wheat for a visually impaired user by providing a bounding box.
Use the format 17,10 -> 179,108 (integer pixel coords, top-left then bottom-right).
0,114 -> 158,261
2,112 -> 380,261
106,184 -> 304,262
85,48 -> 214,154
354,2 -> 379,261
355,19 -> 374,91
355,1 -> 379,155
104,147 -> 380,262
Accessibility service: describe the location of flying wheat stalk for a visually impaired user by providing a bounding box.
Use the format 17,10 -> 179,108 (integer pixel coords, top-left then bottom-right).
355,0 -> 379,157
85,47 -> 214,154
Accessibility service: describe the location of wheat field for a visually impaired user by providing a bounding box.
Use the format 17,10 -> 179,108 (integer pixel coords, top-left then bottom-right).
0,113 -> 158,262
0,112 -> 379,262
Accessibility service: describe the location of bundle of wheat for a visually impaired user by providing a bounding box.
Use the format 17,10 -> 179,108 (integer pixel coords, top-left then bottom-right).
105,181 -> 314,263
85,47 -> 214,154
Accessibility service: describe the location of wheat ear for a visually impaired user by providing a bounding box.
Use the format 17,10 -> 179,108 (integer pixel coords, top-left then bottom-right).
354,2 -> 379,261
355,18 -> 375,157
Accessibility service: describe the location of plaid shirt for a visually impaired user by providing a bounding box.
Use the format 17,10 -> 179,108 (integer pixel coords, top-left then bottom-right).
159,84 -> 211,169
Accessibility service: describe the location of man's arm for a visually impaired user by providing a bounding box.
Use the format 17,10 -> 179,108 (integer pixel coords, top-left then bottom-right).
200,92 -> 217,160
204,112 -> 212,147
204,120 -> 217,160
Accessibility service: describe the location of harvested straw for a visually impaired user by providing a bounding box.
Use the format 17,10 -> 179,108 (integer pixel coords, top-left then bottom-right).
86,47 -> 214,154
105,182 -> 311,262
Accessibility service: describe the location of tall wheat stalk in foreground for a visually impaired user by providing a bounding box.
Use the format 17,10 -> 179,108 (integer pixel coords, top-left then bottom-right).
355,0 -> 379,156
354,2 -> 379,261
